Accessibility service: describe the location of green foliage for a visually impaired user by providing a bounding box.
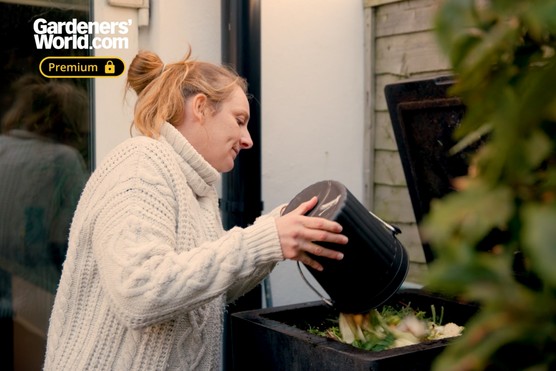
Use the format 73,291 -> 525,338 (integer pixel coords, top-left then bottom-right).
425,0 -> 556,369
306,304 -> 453,352
354,331 -> 396,352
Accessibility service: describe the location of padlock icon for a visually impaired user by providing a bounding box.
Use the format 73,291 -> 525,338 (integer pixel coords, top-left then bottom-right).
105,60 -> 115,74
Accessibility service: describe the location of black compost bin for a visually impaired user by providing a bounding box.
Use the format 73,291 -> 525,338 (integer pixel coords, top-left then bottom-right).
231,76 -> 480,371
231,288 -> 478,371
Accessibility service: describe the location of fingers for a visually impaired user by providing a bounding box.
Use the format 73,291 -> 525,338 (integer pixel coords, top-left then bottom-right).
292,196 -> 318,216
298,252 -> 323,272
299,226 -> 348,247
297,242 -> 343,272
286,196 -> 343,235
307,241 -> 344,260
275,198 -> 349,271
302,216 -> 345,236
286,214 -> 348,248
279,221 -> 347,271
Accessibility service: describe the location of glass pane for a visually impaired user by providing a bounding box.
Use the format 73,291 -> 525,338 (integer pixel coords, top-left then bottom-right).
0,1 -> 92,369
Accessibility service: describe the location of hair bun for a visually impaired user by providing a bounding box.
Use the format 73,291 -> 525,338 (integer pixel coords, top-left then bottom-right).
127,50 -> 165,96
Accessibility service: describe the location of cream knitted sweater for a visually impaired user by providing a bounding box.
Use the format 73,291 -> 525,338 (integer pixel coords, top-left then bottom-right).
44,123 -> 284,370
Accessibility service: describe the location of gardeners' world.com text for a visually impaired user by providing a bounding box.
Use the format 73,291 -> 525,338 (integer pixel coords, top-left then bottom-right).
33,18 -> 132,50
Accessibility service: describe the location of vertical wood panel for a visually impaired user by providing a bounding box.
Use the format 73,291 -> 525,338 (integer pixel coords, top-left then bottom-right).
363,6 -> 375,209
365,0 -> 452,283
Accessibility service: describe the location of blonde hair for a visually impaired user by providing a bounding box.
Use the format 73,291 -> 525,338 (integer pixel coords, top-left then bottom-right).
126,49 -> 248,138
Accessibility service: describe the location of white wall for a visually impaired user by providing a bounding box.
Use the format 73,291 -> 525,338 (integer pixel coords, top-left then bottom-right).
94,0 -> 366,308
138,0 -> 221,64
93,2 -> 139,163
94,0 -> 222,163
261,0 -> 365,306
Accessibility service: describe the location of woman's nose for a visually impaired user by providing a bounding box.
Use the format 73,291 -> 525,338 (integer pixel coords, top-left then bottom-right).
240,128 -> 253,149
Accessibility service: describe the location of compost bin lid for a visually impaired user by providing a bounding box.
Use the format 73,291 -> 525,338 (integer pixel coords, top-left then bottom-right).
384,75 -> 485,263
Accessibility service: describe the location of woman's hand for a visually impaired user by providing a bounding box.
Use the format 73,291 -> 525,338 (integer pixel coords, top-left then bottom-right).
275,196 -> 348,271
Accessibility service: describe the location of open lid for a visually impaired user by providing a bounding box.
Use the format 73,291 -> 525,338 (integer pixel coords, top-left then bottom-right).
384,75 -> 484,263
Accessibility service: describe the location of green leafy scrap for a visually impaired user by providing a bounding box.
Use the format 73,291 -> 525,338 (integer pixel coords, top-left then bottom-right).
305,304 -> 461,352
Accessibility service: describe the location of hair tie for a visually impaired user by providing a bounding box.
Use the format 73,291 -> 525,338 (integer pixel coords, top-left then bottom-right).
159,64 -> 166,77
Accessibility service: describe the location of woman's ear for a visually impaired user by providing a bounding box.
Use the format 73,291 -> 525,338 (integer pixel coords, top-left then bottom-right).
191,93 -> 208,122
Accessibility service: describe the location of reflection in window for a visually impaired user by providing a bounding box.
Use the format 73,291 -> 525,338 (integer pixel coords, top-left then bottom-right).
0,2 -> 92,370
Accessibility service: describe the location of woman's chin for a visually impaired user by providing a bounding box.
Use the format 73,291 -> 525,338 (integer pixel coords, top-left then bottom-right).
218,162 -> 235,173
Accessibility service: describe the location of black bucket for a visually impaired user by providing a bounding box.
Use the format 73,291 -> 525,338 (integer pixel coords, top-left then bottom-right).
283,180 -> 409,314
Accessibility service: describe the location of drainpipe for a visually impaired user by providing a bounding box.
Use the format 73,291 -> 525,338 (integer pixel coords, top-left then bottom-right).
220,0 -> 263,305
220,0 -> 262,232
220,0 -> 263,369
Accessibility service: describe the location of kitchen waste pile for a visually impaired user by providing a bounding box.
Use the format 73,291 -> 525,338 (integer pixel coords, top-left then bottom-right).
308,304 -> 464,351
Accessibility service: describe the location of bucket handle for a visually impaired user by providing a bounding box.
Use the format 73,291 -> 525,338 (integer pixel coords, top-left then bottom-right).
369,210 -> 401,235
297,261 -> 335,308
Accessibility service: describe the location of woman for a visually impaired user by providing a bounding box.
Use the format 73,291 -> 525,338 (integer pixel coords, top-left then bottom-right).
44,49 -> 347,370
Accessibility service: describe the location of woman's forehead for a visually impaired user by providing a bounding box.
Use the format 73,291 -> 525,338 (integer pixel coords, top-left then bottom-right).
228,87 -> 250,112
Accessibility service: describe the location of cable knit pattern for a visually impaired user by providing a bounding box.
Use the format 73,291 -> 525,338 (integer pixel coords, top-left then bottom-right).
44,122 -> 284,370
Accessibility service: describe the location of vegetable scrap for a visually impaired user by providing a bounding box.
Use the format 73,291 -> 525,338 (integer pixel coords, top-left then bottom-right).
307,304 -> 464,352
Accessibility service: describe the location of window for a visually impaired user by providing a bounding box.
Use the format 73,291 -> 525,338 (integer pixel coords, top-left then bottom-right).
0,1 -> 92,369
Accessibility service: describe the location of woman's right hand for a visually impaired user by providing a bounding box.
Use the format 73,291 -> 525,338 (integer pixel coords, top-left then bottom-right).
275,196 -> 348,271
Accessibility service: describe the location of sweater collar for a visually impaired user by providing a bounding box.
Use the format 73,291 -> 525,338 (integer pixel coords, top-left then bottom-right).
159,122 -> 220,192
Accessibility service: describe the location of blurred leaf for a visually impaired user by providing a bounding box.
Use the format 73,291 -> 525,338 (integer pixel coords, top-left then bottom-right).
521,203 -> 556,287
435,0 -> 478,59
422,183 -> 514,247
449,123 -> 492,156
523,0 -> 556,39
426,242 -> 515,294
523,130 -> 552,170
